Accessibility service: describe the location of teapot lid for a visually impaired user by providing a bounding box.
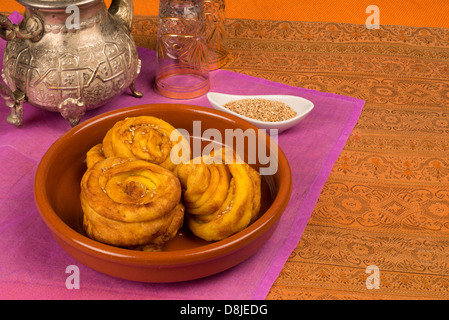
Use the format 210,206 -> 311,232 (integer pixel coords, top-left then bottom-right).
17,0 -> 100,9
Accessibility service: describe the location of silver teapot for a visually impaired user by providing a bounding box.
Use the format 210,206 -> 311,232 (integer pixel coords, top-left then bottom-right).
0,0 -> 142,127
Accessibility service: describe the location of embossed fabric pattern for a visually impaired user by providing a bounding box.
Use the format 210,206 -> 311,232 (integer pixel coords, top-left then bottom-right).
200,19 -> 449,300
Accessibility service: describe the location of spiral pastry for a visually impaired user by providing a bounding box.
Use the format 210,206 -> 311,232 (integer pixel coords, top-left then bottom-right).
81,157 -> 184,251
102,116 -> 190,171
175,148 -> 261,241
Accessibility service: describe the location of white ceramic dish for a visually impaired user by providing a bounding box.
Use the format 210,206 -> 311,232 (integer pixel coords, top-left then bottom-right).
207,92 -> 314,134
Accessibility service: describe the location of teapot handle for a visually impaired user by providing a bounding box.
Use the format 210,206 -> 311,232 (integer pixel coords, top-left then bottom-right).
0,13 -> 43,42
109,0 -> 134,32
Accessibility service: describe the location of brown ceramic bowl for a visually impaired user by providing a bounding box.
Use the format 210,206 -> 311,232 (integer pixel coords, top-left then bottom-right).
34,104 -> 292,283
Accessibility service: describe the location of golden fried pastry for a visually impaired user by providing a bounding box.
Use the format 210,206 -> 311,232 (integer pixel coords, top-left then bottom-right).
81,157 -> 184,251
175,148 -> 261,241
102,116 -> 190,171
86,143 -> 106,169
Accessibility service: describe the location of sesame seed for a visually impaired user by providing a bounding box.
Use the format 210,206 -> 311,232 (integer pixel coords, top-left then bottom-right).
224,98 -> 297,122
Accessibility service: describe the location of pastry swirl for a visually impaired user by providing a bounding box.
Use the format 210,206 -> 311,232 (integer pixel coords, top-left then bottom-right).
81,157 -> 184,250
86,143 -> 106,169
175,148 -> 261,241
102,116 -> 190,171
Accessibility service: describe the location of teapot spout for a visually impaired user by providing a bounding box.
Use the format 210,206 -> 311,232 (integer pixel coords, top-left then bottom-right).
109,0 -> 134,32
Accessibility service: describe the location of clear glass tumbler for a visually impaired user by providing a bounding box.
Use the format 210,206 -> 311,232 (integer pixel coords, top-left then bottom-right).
155,0 -> 210,99
204,0 -> 229,70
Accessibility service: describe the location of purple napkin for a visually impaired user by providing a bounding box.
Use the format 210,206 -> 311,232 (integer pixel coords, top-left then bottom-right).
0,12 -> 364,299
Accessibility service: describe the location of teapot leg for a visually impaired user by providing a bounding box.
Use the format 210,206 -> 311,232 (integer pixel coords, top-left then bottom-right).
58,97 -> 86,127
6,97 -> 24,128
0,83 -> 25,127
129,81 -> 143,98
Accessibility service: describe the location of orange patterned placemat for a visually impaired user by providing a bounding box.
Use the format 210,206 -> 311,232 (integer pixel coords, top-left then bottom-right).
130,16 -> 449,299
217,19 -> 449,300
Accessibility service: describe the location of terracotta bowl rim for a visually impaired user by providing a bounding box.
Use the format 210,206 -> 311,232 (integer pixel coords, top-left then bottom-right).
34,103 -> 292,267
